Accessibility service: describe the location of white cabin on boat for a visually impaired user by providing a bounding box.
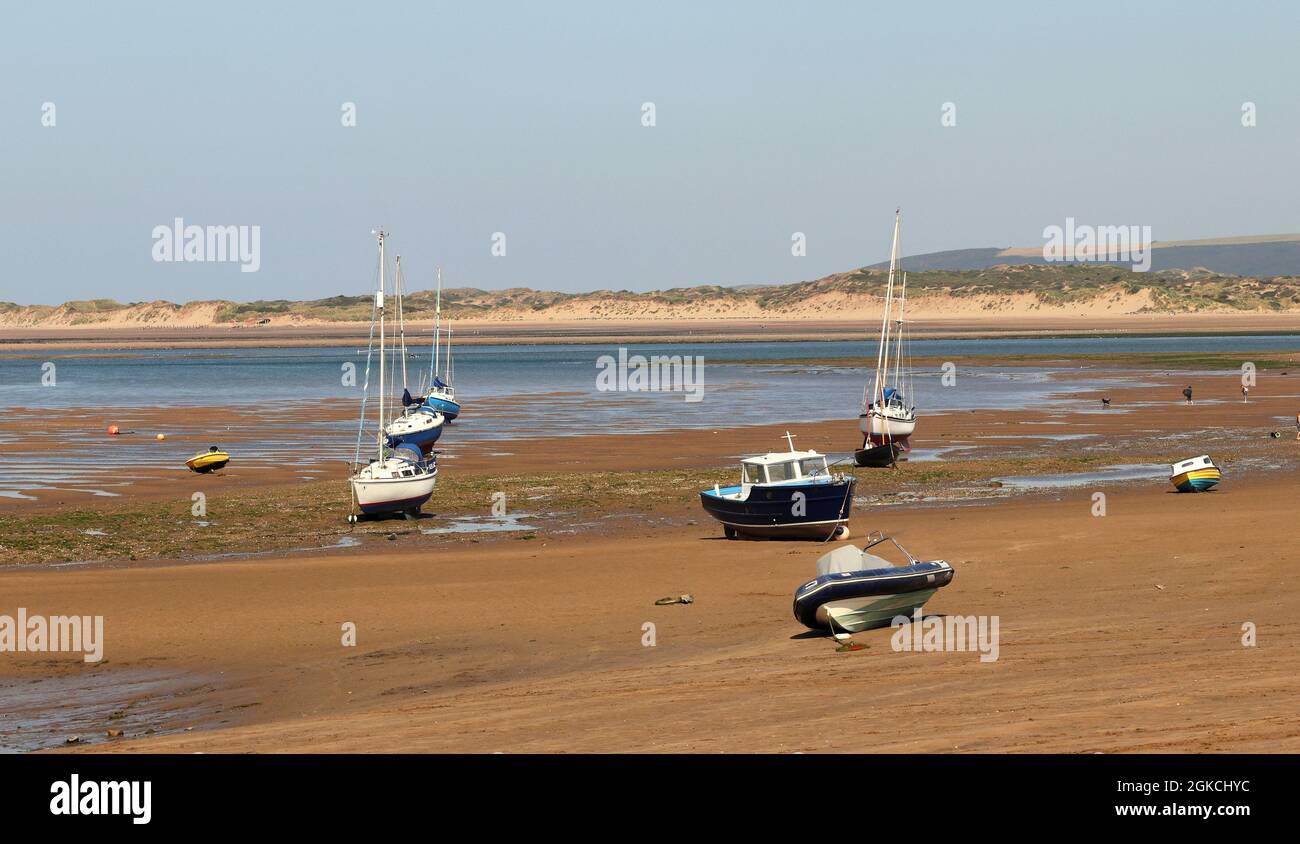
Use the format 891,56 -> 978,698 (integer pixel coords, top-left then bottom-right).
1169,454 -> 1216,477
738,449 -> 833,486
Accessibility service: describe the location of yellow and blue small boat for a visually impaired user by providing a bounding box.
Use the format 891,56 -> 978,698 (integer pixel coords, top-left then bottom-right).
1170,455 -> 1220,493
186,446 -> 230,474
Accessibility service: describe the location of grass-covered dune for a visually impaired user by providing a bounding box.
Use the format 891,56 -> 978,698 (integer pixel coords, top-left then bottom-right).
7,264 -> 1300,327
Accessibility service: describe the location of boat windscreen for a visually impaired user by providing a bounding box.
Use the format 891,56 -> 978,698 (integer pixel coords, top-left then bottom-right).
766,461 -> 798,482
860,553 -> 894,570
799,457 -> 828,478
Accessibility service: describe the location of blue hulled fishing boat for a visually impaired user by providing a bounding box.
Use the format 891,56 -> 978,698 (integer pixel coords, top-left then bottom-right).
699,433 -> 856,540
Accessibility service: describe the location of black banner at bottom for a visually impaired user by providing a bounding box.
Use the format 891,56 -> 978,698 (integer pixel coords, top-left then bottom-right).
0,753 -> 1285,830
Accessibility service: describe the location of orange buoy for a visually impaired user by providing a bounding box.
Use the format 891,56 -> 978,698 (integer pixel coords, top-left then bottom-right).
107,425 -> 120,436
156,433 -> 165,441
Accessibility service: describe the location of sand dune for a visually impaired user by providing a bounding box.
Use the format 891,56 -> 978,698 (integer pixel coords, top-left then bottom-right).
3,272 -> 1291,333
8,258 -> 1300,335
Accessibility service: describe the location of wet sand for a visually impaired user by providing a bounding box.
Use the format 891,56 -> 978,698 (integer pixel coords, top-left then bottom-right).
2,365 -> 1299,752
4,469 -> 1296,753
2,362 -> 1296,511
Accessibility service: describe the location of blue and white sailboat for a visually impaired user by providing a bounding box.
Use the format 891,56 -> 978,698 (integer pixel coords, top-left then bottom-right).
383,255 -> 445,453
420,267 -> 462,421
349,231 -> 438,520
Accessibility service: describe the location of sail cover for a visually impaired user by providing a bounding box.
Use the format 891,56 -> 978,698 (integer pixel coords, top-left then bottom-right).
393,442 -> 423,464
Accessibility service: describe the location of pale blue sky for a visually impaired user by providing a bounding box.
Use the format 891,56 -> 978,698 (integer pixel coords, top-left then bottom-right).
2,1 -> 1297,304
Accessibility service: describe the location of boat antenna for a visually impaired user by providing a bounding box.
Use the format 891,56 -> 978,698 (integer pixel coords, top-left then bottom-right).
783,431 -> 797,452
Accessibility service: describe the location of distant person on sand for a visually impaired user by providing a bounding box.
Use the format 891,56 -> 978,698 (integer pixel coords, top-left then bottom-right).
1101,397 -> 1111,408
1295,413 -> 1299,440
1183,386 -> 1193,405
1242,385 -> 1249,402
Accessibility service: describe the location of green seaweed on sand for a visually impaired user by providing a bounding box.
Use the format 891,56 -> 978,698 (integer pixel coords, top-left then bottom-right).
0,452 -> 1189,567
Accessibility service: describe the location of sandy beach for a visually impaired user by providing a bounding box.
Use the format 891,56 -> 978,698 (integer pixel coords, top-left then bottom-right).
2,360 -> 1298,753
7,312 -> 1300,352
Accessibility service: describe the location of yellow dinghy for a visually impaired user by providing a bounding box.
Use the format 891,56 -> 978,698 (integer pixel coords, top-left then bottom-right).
1170,454 -> 1220,493
186,446 -> 230,474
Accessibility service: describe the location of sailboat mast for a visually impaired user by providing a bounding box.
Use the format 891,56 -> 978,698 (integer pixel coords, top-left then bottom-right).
870,211 -> 900,409
893,271 -> 907,391
445,321 -> 453,384
377,230 -> 386,460
395,254 -> 405,390
432,266 -> 442,386
396,255 -> 408,391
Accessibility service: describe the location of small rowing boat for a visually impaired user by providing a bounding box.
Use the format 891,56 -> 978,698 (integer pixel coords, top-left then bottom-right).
1169,454 -> 1221,492
186,446 -> 230,473
854,441 -> 901,468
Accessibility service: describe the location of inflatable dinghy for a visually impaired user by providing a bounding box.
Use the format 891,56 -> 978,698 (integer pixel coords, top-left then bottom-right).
793,533 -> 953,633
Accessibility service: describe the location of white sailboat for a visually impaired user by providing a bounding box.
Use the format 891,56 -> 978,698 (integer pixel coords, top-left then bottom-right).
349,230 -> 437,520
858,210 -> 917,451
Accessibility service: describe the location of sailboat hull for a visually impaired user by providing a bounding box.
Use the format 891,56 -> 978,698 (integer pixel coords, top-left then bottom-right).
421,396 -> 460,421
385,411 -> 445,453
859,411 -> 916,439
351,474 -> 437,515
